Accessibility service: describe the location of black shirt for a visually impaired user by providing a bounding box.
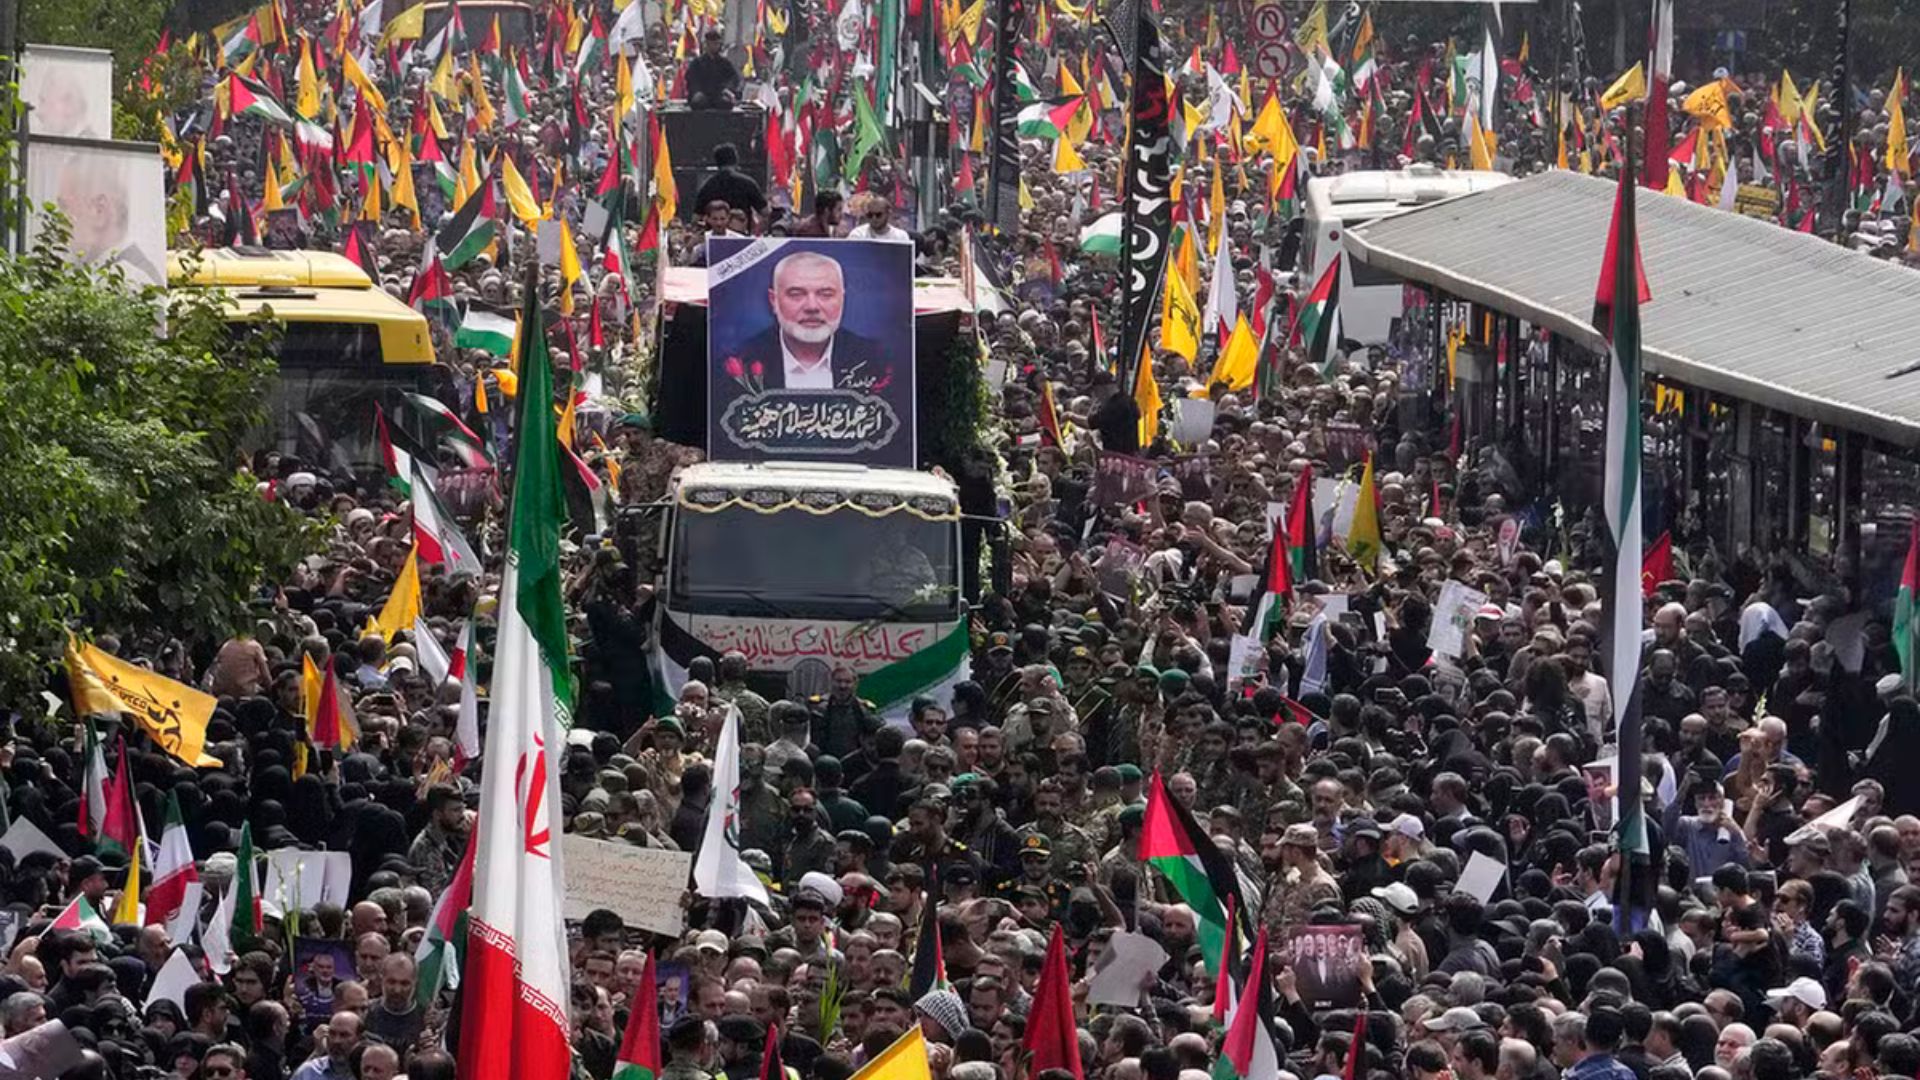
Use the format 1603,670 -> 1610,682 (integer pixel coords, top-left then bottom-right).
685,54 -> 742,105
695,167 -> 767,217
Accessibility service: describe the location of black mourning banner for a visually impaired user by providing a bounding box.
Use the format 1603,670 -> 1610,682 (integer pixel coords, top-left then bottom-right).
987,0 -> 1028,235
1115,10 -> 1172,393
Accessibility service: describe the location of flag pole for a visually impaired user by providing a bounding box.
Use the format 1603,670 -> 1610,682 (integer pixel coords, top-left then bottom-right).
1607,102 -> 1649,932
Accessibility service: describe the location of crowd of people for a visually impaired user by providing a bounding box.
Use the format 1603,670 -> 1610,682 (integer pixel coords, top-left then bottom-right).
15,1 -> 1920,1080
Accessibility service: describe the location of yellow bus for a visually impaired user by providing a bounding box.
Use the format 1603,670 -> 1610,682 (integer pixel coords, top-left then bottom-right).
170,248 -> 443,472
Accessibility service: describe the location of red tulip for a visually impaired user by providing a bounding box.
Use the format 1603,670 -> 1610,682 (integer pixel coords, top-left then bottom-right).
749,360 -> 764,379
724,356 -> 745,381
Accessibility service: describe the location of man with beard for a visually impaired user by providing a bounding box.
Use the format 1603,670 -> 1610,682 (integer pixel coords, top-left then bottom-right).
734,253 -> 882,389
999,833 -> 1070,922
1031,778 -> 1096,872
813,666 -> 884,765
954,778 -> 1021,889
782,788 -> 837,891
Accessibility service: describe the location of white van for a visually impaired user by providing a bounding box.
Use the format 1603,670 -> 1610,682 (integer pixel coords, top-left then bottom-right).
1303,166 -> 1514,346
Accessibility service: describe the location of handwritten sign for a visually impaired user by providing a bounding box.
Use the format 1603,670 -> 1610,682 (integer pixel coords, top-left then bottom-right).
719,390 -> 903,457
561,836 -> 693,937
1428,580 -> 1488,659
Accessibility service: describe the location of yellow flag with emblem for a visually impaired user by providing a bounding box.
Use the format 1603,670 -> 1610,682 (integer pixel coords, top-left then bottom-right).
1683,81 -> 1730,130
378,1 -> 424,46
66,638 -> 222,767
368,547 -> 424,641
1207,164 -> 1225,254
1053,136 -> 1086,173
560,218 -> 583,314
1134,345 -> 1162,447
264,156 -> 286,211
1600,62 -> 1646,111
391,142 -> 421,231
296,35 -> 322,119
342,49 -> 387,115
1207,313 -> 1259,393
952,0 -> 985,44
1159,266 -> 1200,361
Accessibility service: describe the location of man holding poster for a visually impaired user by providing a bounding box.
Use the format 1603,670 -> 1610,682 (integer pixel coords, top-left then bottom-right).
707,237 -> 915,467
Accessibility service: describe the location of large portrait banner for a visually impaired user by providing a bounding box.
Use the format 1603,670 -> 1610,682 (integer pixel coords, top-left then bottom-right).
706,237 -> 916,467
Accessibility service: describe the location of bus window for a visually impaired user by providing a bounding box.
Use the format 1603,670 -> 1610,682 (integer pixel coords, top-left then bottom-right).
277,322 -> 385,368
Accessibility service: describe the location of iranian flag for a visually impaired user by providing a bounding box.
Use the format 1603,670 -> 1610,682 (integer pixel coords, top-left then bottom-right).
453,619 -> 482,766
99,737 -> 139,862
145,792 -> 201,933
79,719 -> 110,843
613,953 -> 662,1080
1896,520 -> 1919,689
415,824 -> 478,1009
51,895 -> 111,944
1140,771 -> 1243,971
457,272 -> 574,1080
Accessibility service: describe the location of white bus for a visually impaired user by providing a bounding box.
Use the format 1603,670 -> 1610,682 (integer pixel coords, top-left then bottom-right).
1304,166 -> 1514,346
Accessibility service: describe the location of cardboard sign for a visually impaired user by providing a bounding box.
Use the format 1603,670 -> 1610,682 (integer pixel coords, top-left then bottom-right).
1734,184 -> 1781,219
1428,580 -> 1489,659
262,850 -> 353,913
561,836 -> 693,936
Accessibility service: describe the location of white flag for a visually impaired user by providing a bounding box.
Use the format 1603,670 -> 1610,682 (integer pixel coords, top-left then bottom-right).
693,712 -> 771,905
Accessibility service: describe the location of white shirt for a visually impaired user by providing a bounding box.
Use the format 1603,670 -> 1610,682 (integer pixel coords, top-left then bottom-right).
781,335 -> 836,389
846,222 -> 911,242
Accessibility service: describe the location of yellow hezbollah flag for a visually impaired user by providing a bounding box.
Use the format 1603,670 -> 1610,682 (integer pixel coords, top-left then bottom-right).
1889,70 -> 1909,173
369,546 -> 424,641
65,636 -> 124,718
501,152 -> 543,226
1159,267 -> 1200,361
1683,81 -> 1731,130
296,35 -> 322,119
1777,70 -> 1804,127
112,842 -> 142,925
1208,313 -> 1259,392
1134,345 -> 1162,447
391,143 -> 422,231
1347,454 -> 1382,571
849,1028 -> 933,1080
1207,164 -> 1225,255
379,2 -> 425,46
301,653 -> 324,720
1053,135 -> 1086,173
559,218 -> 583,315
342,49 -> 388,116
263,156 -> 286,211
1600,62 -> 1646,111
67,639 -> 222,767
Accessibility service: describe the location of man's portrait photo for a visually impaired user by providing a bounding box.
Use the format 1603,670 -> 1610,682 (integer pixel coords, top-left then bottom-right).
28,137 -> 166,289
706,237 -> 916,466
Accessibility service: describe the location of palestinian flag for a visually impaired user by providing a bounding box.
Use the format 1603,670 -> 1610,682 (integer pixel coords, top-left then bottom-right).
404,391 -> 492,462
1016,101 -> 1065,138
145,792 -> 200,931
1079,211 -> 1121,255
1243,525 -> 1292,643
311,662 -> 359,749
343,223 -> 381,284
409,243 -> 458,330
51,895 -> 112,945
1594,146 -> 1655,931
1290,256 -> 1342,377
228,73 -> 293,125
1141,771 -> 1244,971
1897,520 -> 1919,689
1286,462 -> 1317,582
909,870 -> 949,997
219,13 -> 264,66
613,953 -> 662,1080
415,824 -> 478,1009
438,184 -> 498,269
1211,927 -> 1282,1080
456,308 -> 517,357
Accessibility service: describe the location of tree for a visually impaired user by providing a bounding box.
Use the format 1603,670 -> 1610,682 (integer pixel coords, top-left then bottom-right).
0,226 -> 321,704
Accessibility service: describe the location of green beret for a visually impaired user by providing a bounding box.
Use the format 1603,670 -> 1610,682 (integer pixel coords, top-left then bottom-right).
618,412 -> 653,430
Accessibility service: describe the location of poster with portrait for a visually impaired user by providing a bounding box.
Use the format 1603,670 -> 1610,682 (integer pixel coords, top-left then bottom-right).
21,45 -> 114,139
706,237 -> 916,467
1286,923 -> 1364,1009
25,135 -> 167,289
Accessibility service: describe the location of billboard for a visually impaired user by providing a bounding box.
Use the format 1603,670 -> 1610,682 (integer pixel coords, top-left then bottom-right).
21,45 -> 114,139
705,237 -> 916,467
26,135 -> 167,289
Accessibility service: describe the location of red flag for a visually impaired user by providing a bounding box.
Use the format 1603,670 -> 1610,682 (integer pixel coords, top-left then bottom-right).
1642,530 -> 1674,597
311,663 -> 357,749
1277,697 -> 1313,725
614,953 -> 662,1080
1342,1010 -> 1367,1080
757,1020 -> 786,1080
1221,927 -> 1268,1074
1211,893 -> 1238,1023
102,737 -> 139,858
1036,377 -> 1066,448
1022,925 -> 1084,1080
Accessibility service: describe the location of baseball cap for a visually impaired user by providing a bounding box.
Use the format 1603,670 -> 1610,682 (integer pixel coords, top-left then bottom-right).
694,929 -> 729,954
1421,1007 -> 1487,1032
1765,976 -> 1827,1010
1371,882 -> 1420,915
1389,813 -> 1426,840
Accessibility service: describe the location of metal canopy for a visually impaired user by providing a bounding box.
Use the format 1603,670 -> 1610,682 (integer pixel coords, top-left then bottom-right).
1344,170 -> 1920,447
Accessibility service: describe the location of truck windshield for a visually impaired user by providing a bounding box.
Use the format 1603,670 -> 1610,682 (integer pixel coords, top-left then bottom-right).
669,505 -> 959,622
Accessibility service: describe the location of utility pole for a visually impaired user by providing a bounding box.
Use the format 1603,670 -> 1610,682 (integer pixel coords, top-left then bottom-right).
1824,0 -> 1852,234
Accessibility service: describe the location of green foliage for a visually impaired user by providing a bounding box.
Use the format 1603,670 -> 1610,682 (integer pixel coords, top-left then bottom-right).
0,227 -> 321,703
20,0 -> 195,143
927,320 -> 992,472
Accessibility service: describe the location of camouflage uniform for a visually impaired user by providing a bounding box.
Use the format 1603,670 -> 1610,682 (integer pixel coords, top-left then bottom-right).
716,682 -> 774,746
1260,824 -> 1341,934
1034,816 -> 1097,874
